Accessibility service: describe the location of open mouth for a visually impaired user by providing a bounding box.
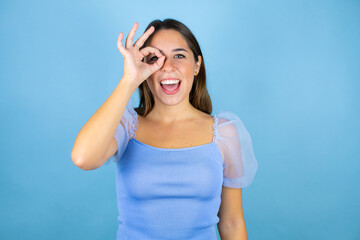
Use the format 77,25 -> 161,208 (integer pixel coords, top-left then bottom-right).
160,81 -> 181,91
160,79 -> 182,94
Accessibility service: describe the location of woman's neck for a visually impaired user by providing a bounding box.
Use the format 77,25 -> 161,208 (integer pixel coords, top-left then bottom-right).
145,99 -> 199,125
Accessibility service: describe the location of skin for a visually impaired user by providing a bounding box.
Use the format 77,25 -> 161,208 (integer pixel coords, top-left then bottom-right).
143,29 -> 202,124
117,22 -> 247,239
217,187 -> 248,239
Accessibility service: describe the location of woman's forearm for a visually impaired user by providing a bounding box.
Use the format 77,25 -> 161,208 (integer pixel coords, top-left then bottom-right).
218,220 -> 248,240
71,77 -> 137,170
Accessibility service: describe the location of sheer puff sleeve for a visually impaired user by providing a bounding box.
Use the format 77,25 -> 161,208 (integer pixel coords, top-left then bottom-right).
104,98 -> 139,165
215,112 -> 258,188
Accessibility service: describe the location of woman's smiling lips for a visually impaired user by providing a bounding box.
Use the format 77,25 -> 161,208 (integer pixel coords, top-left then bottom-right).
159,78 -> 182,95
159,78 -> 181,84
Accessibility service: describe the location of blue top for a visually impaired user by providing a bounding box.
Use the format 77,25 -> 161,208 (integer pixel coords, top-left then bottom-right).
105,98 -> 258,240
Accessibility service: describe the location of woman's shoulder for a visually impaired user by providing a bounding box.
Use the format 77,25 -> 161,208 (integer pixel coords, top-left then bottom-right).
214,111 -> 243,124
196,109 -> 215,121
212,111 -> 251,138
213,110 -> 255,148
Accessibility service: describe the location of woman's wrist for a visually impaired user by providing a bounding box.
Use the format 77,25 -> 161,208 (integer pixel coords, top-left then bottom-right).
119,75 -> 139,94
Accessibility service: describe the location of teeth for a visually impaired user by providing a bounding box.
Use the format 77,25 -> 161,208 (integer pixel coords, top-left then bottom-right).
160,79 -> 180,85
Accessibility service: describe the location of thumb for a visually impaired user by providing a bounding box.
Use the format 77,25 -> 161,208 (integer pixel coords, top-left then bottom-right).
149,55 -> 165,73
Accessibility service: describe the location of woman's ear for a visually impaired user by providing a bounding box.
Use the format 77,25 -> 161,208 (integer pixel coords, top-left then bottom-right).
195,55 -> 202,74
197,55 -> 202,67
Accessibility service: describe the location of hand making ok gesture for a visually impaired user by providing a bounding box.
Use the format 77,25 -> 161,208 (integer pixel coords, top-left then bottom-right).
117,22 -> 165,88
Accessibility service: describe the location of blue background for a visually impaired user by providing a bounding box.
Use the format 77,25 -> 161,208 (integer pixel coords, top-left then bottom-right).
1,0 -> 359,239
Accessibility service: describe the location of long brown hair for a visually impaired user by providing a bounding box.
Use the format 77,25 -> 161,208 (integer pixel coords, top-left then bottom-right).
135,18 -> 212,116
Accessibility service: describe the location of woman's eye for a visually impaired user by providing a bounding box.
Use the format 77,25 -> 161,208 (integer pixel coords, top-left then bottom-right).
149,56 -> 158,62
149,54 -> 185,62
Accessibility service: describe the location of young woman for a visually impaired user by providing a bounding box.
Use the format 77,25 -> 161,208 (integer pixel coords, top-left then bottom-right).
71,18 -> 258,240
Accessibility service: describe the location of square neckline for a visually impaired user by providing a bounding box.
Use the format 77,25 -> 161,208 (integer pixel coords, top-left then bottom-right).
129,106 -> 219,151
131,138 -> 216,151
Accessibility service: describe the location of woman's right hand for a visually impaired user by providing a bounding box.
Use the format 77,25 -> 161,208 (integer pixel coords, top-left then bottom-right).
117,22 -> 165,87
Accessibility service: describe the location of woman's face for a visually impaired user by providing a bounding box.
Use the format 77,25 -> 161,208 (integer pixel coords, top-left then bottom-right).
145,29 -> 201,107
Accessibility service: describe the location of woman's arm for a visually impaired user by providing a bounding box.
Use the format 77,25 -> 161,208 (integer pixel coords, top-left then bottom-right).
71,22 -> 165,170
217,220 -> 247,240
217,187 -> 248,240
71,78 -> 136,170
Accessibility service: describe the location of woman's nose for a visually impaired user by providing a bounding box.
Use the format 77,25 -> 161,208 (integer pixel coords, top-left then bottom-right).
161,56 -> 175,72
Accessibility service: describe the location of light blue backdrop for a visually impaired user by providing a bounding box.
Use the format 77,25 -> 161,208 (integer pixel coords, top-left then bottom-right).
1,0 -> 359,239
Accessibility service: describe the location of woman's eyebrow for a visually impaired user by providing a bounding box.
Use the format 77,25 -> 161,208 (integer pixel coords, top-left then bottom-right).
157,48 -> 188,54
172,48 -> 188,52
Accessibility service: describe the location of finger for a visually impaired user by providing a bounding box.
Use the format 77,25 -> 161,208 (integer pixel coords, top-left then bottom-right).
125,22 -> 139,49
139,46 -> 163,61
117,32 -> 127,56
149,55 -> 165,73
133,26 -> 155,49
